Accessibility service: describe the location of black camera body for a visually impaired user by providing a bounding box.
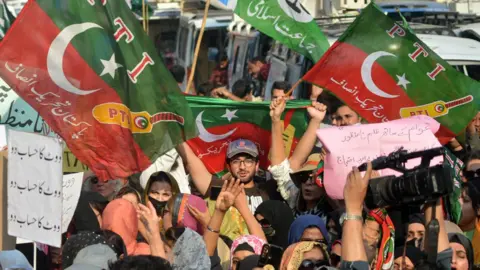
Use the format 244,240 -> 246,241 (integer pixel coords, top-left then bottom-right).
359,147 -> 453,209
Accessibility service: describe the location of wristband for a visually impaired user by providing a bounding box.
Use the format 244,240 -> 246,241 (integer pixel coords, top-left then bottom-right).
343,214 -> 363,222
207,226 -> 220,234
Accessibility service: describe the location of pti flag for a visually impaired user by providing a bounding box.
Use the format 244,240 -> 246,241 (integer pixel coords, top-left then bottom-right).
303,3 -> 480,143
186,96 -> 309,174
0,0 -> 15,39
227,0 -> 330,62
0,0 -> 196,180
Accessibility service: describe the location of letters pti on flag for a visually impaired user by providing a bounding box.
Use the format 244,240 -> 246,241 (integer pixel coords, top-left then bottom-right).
0,0 -> 196,180
303,3 -> 480,143
228,0 -> 330,61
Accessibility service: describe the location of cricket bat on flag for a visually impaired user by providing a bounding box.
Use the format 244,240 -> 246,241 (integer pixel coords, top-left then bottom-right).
399,95 -> 473,119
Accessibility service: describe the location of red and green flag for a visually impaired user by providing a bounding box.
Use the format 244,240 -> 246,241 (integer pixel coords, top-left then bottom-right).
186,96 -> 309,174
227,0 -> 330,62
0,0 -> 196,180
303,3 -> 480,143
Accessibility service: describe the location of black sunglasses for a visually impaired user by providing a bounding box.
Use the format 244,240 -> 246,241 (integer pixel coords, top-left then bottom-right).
291,171 -> 314,183
299,259 -> 330,270
89,176 -> 99,184
258,218 -> 272,228
464,168 -> 480,180
300,238 -> 327,245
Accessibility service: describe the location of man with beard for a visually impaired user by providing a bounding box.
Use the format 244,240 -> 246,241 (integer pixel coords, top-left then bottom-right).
176,139 -> 281,213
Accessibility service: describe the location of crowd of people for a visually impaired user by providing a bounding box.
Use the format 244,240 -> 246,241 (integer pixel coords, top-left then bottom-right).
2,55 -> 480,270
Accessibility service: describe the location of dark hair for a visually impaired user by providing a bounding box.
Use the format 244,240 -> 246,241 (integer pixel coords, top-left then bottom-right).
249,56 -> 265,64
96,230 -> 127,257
232,79 -> 252,98
271,81 -> 290,94
220,55 -> 228,62
148,172 -> 173,191
169,65 -> 185,84
197,82 -> 215,97
114,186 -> 141,202
90,201 -> 108,215
109,255 -> 172,270
233,242 -> 255,254
165,227 -> 186,246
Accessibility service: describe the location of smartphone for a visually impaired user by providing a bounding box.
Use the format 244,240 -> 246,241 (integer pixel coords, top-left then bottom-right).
210,185 -> 222,200
258,244 -> 283,269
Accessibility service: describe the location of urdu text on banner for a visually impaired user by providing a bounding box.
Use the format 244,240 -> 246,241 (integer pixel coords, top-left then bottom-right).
8,129 -> 63,247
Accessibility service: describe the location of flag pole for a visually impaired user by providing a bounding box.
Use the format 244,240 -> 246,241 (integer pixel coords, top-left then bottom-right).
142,0 -> 146,32
286,78 -> 302,97
185,0 -> 211,94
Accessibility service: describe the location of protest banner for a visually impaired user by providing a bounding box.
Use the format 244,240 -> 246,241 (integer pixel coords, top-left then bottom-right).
61,172 -> 83,233
317,115 -> 442,199
0,150 -> 15,250
0,78 -> 55,137
8,130 -> 63,247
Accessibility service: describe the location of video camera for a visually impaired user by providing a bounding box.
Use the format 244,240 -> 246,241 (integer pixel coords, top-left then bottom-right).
358,147 -> 453,209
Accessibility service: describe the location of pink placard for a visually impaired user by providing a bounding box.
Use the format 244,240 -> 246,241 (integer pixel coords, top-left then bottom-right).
317,116 -> 442,199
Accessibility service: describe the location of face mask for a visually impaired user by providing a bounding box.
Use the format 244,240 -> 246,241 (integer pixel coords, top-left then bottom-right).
149,196 -> 167,217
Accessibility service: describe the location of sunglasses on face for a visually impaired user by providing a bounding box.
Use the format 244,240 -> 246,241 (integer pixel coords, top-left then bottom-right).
89,176 -> 99,184
464,168 -> 480,180
300,238 -> 327,245
299,259 -> 330,270
258,218 -> 272,228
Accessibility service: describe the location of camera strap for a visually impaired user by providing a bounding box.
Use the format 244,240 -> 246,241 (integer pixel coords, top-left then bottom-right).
426,213 -> 440,268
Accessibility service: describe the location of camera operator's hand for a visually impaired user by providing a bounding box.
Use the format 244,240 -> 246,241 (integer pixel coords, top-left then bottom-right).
344,162 -> 372,214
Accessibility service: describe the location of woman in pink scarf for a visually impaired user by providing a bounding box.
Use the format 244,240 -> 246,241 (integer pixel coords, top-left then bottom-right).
230,235 -> 266,270
102,199 -> 150,256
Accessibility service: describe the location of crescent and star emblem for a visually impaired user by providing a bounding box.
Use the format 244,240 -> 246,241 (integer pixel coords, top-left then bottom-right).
47,23 -> 103,96
361,51 -> 410,99
196,111 -> 237,143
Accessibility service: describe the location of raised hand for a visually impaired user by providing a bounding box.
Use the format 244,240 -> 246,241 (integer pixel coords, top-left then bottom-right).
307,101 -> 327,123
216,178 -> 243,212
269,98 -> 286,122
137,201 -> 161,244
187,204 -> 211,228
310,85 -> 323,101
344,162 -> 372,215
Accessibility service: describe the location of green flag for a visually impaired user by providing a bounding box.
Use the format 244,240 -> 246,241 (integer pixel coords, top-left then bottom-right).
185,96 -> 310,175
0,0 -> 15,39
227,0 -> 330,61
303,3 -> 480,143
0,0 -> 196,180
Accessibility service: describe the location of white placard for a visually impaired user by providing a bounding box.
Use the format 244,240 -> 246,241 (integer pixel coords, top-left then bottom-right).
8,129 -> 63,247
61,172 -> 83,233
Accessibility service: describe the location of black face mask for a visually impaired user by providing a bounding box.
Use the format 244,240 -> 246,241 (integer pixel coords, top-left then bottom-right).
148,196 -> 167,217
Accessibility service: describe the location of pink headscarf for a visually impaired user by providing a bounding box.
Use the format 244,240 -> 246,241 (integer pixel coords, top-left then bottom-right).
102,199 -> 150,256
230,235 -> 266,268
171,194 -> 208,235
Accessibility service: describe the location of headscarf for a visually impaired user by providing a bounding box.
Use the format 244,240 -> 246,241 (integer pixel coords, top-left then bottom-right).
102,199 -> 150,256
280,241 -> 330,270
449,233 -> 474,270
62,231 -> 113,269
288,214 -> 329,245
143,171 -> 180,204
367,208 -> 395,270
237,255 -> 260,270
254,200 -> 294,249
65,244 -> 117,270
72,191 -> 108,232
170,193 -> 207,235
394,246 -> 424,267
0,250 -> 32,270
230,235 -> 266,269
172,228 -> 210,270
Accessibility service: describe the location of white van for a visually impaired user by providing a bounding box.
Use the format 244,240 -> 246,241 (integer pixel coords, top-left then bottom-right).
175,11 -> 232,92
